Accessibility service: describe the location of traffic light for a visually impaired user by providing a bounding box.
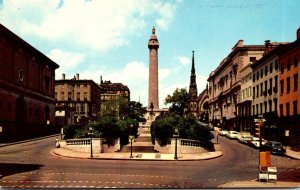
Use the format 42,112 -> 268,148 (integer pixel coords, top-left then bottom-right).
255,124 -> 260,136
255,122 -> 263,137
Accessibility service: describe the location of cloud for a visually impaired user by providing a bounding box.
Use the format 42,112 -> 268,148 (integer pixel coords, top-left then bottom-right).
47,48 -> 85,79
177,56 -> 190,65
0,0 -> 179,52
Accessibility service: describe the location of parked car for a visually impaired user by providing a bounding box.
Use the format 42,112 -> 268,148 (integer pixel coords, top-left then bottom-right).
226,131 -> 239,139
218,129 -> 229,136
237,135 -> 253,144
247,137 -> 266,148
236,131 -> 251,139
262,141 -> 286,155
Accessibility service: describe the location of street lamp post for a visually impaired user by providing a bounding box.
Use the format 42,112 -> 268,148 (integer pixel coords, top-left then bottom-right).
173,129 -> 179,160
150,102 -> 154,122
89,127 -> 94,158
129,125 -> 134,158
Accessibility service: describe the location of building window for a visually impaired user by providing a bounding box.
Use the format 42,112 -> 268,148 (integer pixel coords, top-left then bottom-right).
269,100 -> 272,112
286,102 -> 290,116
293,100 -> 298,116
18,69 -> 24,82
280,80 -> 284,95
275,60 -> 279,70
294,55 -> 299,67
260,68 -> 263,78
264,81 -> 268,96
256,85 -> 259,98
287,59 -> 291,71
260,83 -> 263,96
269,78 -> 273,95
274,75 -> 278,93
253,73 -> 255,82
253,105 -> 255,115
287,77 -> 290,94
256,104 -> 259,115
265,66 -> 268,76
77,92 -> 80,100
253,87 -> 255,99
294,73 -> 298,91
264,101 -> 267,113
68,92 -> 72,100
55,93 -> 57,100
84,84 -> 88,88
8,102 -> 12,112
257,71 -> 259,80
84,92 -> 88,100
280,62 -> 284,73
280,104 -> 283,117
274,98 -> 278,113
250,57 -> 256,64
61,92 -> 64,100
260,103 -> 263,114
270,62 -> 273,73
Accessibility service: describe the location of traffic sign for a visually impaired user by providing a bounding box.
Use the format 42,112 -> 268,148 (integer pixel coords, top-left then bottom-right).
254,118 -> 266,123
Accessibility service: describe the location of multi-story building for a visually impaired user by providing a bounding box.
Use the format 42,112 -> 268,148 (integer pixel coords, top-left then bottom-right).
55,73 -> 101,124
207,40 -> 265,130
278,28 -> 300,145
100,79 -> 130,117
250,41 -> 288,139
0,24 -> 59,141
236,62 -> 253,132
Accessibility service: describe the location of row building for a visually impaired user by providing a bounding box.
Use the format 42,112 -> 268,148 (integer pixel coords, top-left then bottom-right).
207,28 -> 300,145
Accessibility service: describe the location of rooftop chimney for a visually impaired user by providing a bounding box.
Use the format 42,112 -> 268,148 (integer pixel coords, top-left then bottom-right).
76,73 -> 79,80
62,73 -> 65,80
264,40 -> 271,55
297,28 -> 300,40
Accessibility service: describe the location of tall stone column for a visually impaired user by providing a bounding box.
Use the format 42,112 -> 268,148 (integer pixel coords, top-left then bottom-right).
148,27 -> 159,109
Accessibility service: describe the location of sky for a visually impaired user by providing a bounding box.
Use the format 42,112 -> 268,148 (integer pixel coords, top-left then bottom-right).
0,0 -> 299,108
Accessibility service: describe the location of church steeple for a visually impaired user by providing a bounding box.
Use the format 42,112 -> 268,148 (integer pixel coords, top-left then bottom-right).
189,51 -> 197,98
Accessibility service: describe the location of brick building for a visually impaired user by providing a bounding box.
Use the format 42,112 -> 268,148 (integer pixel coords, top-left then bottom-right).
0,24 -> 59,142
207,40 -> 265,131
278,28 -> 300,145
55,74 -> 101,124
250,41 -> 288,140
100,79 -> 130,118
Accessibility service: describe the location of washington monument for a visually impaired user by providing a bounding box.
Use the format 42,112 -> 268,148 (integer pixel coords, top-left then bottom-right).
148,27 -> 159,109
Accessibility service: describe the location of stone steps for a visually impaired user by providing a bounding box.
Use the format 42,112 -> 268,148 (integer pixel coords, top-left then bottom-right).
120,145 -> 158,153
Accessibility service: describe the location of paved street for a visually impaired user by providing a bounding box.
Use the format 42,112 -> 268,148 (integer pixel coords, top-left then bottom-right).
0,133 -> 299,188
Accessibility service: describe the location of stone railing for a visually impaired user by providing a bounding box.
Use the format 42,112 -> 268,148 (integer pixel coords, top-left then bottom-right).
57,138 -> 120,153
180,139 -> 203,147
66,138 -> 91,145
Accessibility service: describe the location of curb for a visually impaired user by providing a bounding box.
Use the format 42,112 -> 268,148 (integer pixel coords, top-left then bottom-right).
0,134 -> 60,148
51,148 -> 223,161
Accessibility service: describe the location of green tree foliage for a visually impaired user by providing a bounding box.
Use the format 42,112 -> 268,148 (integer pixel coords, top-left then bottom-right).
100,97 -> 128,118
164,88 -> 188,116
151,113 -> 214,148
128,101 -> 147,122
63,124 -> 85,139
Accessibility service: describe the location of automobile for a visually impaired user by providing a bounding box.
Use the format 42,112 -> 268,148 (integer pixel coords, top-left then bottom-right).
236,131 -> 251,139
262,141 -> 286,155
237,135 -> 253,144
247,137 -> 266,148
226,131 -> 239,139
218,129 -> 229,136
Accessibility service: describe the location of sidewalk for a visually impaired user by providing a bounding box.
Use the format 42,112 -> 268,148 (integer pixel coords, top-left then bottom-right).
218,180 -> 300,188
52,147 -> 223,161
285,146 -> 300,160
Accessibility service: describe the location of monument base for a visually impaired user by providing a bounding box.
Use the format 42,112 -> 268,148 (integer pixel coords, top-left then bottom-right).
144,108 -> 168,124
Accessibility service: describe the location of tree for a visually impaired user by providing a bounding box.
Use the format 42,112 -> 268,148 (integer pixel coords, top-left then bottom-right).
164,88 -> 188,116
128,101 -> 147,122
100,96 -> 128,118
